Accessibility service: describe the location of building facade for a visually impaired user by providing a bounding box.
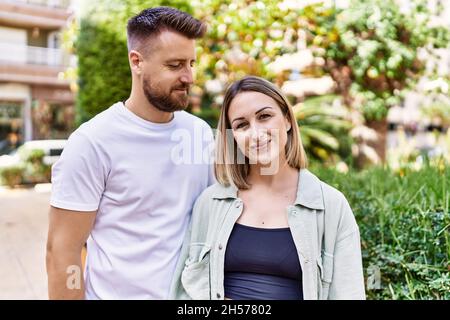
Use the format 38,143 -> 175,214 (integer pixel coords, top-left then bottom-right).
0,0 -> 75,154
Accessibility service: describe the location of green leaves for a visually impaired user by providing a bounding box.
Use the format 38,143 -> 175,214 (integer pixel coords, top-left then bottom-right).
76,18 -> 131,125
305,0 -> 449,121
311,164 -> 450,299
191,0 -> 305,111
295,95 -> 352,162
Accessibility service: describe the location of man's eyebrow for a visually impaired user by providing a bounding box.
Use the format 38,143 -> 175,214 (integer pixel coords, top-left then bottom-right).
165,59 -> 196,63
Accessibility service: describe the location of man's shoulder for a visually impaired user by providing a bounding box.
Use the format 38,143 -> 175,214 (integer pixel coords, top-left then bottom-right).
81,102 -> 120,127
71,103 -> 121,141
176,111 -> 213,131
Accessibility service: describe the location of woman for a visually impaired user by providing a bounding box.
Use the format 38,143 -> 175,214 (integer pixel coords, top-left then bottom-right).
169,76 -> 365,300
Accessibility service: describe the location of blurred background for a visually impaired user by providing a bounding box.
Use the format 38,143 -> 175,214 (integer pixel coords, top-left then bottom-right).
0,0 -> 449,299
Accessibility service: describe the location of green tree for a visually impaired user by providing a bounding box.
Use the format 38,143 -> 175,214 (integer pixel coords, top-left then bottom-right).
302,0 -> 449,162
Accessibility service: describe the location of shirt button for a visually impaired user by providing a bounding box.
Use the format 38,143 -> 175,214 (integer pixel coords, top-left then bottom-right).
218,244 -> 223,250
305,259 -> 310,264
217,293 -> 221,299
235,201 -> 241,208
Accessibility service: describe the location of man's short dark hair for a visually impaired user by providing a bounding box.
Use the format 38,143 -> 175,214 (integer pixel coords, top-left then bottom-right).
127,6 -> 207,54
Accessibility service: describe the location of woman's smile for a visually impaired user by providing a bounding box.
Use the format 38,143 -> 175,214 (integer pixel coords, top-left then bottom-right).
251,137 -> 272,151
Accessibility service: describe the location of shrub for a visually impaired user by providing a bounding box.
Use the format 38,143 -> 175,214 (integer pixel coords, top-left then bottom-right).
0,166 -> 25,188
17,148 -> 50,184
311,164 -> 450,299
19,148 -> 45,165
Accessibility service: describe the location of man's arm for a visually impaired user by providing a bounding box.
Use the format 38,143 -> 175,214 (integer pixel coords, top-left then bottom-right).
46,206 -> 96,300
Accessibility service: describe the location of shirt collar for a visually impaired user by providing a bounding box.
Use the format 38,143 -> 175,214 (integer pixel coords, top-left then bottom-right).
211,168 -> 324,210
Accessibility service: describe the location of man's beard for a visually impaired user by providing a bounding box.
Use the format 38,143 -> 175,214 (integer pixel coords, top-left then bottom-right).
143,77 -> 190,113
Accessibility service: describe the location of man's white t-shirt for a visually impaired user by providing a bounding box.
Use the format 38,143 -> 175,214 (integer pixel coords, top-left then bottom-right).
50,101 -> 215,299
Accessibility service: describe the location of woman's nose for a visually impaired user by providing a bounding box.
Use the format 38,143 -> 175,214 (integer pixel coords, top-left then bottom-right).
249,126 -> 267,142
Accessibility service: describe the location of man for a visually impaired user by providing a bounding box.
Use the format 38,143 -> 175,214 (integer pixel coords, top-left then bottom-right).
46,7 -> 213,299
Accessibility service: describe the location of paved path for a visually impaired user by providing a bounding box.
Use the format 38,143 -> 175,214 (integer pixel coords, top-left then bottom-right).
0,184 -> 51,300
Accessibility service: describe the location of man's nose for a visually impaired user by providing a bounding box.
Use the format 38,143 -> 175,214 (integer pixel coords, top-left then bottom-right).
180,67 -> 194,85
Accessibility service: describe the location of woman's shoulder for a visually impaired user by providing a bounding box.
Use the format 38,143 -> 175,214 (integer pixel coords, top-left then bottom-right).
196,182 -> 236,202
302,168 -> 348,205
193,182 -> 235,213
319,179 -> 348,205
190,183 -> 234,231
312,173 -> 359,237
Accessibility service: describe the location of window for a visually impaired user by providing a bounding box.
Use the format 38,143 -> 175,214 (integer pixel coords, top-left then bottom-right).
0,101 -> 24,154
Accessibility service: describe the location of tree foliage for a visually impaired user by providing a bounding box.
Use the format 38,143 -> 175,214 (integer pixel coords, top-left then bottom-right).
303,0 -> 449,120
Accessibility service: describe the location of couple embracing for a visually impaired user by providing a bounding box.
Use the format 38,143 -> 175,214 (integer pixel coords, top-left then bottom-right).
46,7 -> 365,300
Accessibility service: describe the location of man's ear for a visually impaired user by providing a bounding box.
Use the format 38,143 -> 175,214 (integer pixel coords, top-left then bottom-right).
129,50 -> 143,75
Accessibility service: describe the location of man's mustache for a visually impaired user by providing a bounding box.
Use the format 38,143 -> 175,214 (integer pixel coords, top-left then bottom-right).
172,85 -> 190,93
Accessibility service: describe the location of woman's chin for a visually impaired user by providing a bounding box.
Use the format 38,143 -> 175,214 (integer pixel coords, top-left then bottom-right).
249,154 -> 278,167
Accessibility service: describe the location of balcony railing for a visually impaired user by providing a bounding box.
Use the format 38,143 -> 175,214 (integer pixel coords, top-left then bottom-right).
5,0 -> 71,9
0,42 -> 72,67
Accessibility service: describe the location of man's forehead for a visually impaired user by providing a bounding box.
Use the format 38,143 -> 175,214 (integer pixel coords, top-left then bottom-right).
152,30 -> 196,54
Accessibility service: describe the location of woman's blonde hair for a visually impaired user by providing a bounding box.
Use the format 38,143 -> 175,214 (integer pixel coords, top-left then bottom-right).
215,76 -> 308,189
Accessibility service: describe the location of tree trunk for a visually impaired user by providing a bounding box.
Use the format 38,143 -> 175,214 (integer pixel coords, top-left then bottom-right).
366,118 -> 388,163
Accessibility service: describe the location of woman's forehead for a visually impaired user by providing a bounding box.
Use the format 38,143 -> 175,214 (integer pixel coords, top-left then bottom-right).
228,92 -> 278,116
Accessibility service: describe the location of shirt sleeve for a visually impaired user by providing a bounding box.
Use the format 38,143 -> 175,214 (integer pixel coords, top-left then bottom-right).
50,130 -> 108,212
328,197 -> 366,299
204,123 -> 216,186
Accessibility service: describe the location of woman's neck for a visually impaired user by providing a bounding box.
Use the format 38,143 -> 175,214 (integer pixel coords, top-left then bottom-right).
247,159 -> 299,192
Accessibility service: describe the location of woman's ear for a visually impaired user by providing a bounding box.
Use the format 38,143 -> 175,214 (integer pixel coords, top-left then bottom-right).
285,116 -> 292,132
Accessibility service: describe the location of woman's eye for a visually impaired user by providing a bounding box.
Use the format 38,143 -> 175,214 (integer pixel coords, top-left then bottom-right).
168,64 -> 182,69
259,114 -> 271,120
235,123 -> 247,129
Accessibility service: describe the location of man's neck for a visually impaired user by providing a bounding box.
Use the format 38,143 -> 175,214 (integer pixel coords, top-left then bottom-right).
125,93 -> 173,124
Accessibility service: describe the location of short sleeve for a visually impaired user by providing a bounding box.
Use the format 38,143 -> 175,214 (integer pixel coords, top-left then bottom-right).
50,131 -> 108,212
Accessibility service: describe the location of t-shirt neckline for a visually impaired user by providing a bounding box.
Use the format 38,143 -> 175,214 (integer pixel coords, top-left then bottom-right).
116,101 -> 178,130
